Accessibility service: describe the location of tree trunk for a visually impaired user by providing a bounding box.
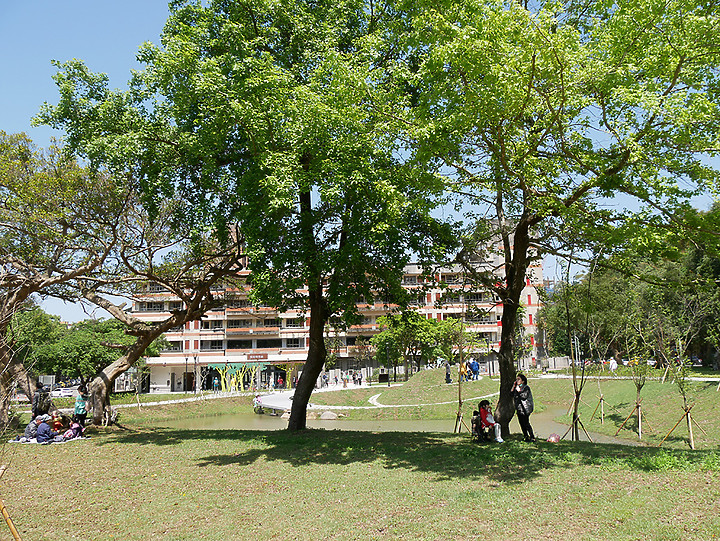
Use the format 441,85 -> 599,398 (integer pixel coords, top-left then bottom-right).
0,336 -> 37,427
573,392 -> 581,441
288,287 -> 327,431
496,306 -> 518,438
88,334 -> 156,425
493,217 -> 534,438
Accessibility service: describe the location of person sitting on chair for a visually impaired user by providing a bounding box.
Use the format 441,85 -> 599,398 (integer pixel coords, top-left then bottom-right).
479,400 -> 504,443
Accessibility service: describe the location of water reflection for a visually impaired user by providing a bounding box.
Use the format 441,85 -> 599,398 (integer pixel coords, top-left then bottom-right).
160,405 -> 628,443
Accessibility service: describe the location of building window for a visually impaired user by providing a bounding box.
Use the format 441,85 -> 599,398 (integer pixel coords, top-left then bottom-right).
141,302 -> 165,312
261,318 -> 279,327
284,318 -> 303,328
285,338 -> 304,348
228,319 -> 253,328
465,293 -> 492,304
466,313 -> 494,324
227,298 -> 253,309
200,340 -> 224,351
201,320 -> 224,330
168,301 -> 183,311
440,292 -> 460,304
227,340 -> 252,349
402,275 -> 418,284
444,274 -> 460,284
163,341 -> 183,352
147,282 -> 165,292
256,339 -> 282,349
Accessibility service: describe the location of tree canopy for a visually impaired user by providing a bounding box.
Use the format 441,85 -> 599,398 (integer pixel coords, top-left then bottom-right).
36,0 -> 720,433
38,0 -> 456,430
383,0 -> 720,432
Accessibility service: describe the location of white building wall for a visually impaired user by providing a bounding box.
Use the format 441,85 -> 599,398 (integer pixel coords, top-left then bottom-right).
134,260 -> 545,390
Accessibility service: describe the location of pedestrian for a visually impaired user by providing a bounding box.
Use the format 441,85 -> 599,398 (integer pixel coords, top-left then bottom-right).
74,385 -> 89,426
609,358 -> 618,373
470,359 -> 480,380
31,382 -> 52,420
444,360 -> 451,384
512,373 -> 536,442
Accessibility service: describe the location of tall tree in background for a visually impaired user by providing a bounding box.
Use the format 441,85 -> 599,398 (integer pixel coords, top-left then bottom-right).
38,0 -> 455,430
390,0 -> 720,434
0,132 -> 123,426
76,198 -> 244,424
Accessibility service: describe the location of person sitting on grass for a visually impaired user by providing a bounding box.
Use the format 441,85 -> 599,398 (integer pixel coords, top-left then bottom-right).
36,415 -> 59,444
24,416 -> 43,440
471,410 -> 483,440
479,400 -> 504,443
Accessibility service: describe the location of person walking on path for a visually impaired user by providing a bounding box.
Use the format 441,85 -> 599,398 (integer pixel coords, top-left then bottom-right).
512,374 -> 536,442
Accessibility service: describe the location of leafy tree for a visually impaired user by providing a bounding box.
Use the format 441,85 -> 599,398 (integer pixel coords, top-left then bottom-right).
393,0 -> 720,433
38,0 -> 455,430
76,198 -> 244,424
43,319 -> 164,383
373,311 -> 441,380
6,305 -> 64,378
0,132 -> 123,426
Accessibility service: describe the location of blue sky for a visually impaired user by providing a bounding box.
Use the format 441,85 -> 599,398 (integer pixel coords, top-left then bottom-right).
1,1 -> 172,320
1,2 -> 716,321
0,1 -> 171,149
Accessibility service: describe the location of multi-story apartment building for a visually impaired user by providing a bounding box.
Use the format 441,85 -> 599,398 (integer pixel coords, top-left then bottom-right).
133,259 -> 543,393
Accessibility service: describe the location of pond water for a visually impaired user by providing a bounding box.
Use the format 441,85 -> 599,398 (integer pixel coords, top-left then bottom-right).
161,405 -> 628,444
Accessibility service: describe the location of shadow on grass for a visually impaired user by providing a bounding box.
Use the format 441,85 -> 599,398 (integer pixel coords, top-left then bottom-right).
98,427 -> 720,484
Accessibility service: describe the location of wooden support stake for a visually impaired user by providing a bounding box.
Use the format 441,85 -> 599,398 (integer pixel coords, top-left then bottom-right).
615,406 -> 638,436
590,394 -> 605,423
0,466 -> 22,541
659,407 -> 694,448
577,417 -> 594,443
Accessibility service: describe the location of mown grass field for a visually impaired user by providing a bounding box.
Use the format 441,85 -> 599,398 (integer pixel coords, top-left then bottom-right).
2,369 -> 720,540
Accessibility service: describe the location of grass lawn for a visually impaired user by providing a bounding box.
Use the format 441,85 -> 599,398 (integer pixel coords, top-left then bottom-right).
2,369 -> 720,540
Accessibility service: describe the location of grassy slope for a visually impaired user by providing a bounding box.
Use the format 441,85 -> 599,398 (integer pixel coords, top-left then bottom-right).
3,369 -> 720,540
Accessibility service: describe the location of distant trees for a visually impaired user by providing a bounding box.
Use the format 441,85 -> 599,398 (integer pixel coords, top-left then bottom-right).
540,238 -> 720,368
372,312 -> 479,378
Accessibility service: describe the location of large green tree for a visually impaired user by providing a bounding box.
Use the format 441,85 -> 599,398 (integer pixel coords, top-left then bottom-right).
38,0 -> 454,430
389,0 -> 720,434
0,132 -> 123,426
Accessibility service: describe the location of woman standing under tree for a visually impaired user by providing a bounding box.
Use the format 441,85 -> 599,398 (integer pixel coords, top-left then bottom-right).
512,374 -> 536,442
74,385 -> 89,426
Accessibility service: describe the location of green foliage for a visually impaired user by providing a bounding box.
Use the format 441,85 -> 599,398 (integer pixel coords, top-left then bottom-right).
372,311 -> 460,369
10,309 -> 166,380
38,0 -> 458,329
7,305 -> 64,371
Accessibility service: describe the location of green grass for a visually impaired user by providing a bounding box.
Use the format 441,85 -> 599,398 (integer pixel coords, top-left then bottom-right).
3,425 -> 720,540
4,369 -> 720,540
533,377 -> 720,449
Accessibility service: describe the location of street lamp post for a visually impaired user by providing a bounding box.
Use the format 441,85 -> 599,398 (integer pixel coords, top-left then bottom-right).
193,353 -> 198,394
